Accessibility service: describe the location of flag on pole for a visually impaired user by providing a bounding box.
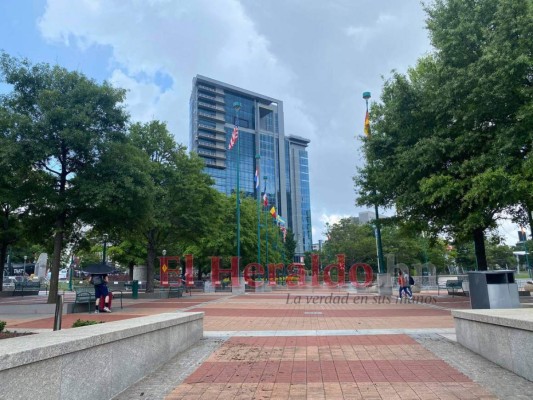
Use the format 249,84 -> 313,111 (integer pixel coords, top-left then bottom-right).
364,110 -> 371,136
228,126 -> 239,150
262,181 -> 268,207
270,206 -> 277,218
254,168 -> 259,189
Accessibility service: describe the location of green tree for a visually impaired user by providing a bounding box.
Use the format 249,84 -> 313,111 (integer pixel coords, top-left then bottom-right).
127,121 -> 218,291
323,217 -> 447,273
355,0 -> 532,270
187,194 -> 285,280
0,53 -> 132,302
284,229 -> 297,264
0,108 -> 28,288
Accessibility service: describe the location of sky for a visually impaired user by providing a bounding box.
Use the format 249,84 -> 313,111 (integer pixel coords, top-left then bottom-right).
0,0 -> 521,245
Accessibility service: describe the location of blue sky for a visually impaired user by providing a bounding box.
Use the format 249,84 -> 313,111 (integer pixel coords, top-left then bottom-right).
0,0 -> 521,246
1,1 -> 108,81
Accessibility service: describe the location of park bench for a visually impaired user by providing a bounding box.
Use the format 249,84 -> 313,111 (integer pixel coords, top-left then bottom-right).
12,281 -> 42,297
73,287 -> 96,313
166,279 -> 192,298
438,279 -> 464,297
73,285 -> 122,313
167,285 -> 185,298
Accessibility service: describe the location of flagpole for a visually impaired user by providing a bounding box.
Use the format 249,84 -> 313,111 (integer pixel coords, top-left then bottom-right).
264,176 -> 269,269
363,91 -> 385,274
256,155 -> 261,265
233,102 -> 242,277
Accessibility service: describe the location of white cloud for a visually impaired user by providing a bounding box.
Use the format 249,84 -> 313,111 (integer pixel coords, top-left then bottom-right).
36,0 -> 433,245
38,0 -> 310,145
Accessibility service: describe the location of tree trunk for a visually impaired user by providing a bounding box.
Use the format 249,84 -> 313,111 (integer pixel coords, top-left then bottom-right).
47,217 -> 65,303
145,235 -> 156,293
0,244 -> 6,291
473,227 -> 488,271
527,205 -> 533,240
128,260 -> 134,280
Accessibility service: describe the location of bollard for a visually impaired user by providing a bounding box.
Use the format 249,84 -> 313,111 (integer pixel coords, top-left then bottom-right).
132,280 -> 139,299
53,294 -> 63,331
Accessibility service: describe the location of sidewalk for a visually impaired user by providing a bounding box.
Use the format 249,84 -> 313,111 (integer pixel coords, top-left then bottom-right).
2,291 -> 533,399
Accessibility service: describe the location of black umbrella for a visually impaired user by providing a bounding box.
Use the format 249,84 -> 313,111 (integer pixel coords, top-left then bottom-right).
83,263 -> 115,274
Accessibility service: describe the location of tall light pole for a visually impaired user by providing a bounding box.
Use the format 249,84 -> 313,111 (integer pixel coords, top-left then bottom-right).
102,233 -> 109,264
233,102 -> 242,276
256,154 -> 261,266
363,91 -> 385,274
264,175 -> 269,269
23,255 -> 27,277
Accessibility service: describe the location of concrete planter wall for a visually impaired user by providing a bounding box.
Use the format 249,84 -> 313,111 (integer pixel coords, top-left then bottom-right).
452,309 -> 533,382
0,312 -> 203,400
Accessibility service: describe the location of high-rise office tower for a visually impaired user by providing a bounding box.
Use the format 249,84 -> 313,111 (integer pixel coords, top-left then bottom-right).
189,75 -> 312,258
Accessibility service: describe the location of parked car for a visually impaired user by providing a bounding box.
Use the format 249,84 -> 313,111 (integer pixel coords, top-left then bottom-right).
2,277 -> 18,289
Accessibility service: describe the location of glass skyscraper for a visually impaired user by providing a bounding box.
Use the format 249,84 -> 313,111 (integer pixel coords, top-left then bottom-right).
189,75 -> 312,258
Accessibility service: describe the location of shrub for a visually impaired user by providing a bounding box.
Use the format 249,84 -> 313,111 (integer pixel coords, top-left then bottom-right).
72,319 -> 104,328
0,321 -> 6,333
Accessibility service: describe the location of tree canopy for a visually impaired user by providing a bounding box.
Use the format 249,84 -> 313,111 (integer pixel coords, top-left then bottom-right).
0,53 -> 134,301
354,0 -> 532,270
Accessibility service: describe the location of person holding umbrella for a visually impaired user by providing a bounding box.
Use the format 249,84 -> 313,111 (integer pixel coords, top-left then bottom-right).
84,262 -> 114,313
89,273 -> 111,313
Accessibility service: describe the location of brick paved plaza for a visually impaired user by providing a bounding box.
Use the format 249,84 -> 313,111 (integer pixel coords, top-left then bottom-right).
2,290 -> 532,399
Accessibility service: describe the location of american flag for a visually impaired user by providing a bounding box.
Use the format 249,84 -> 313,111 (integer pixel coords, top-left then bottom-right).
228,126 -> 239,150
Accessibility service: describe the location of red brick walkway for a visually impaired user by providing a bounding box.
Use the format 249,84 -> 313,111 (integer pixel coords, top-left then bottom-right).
163,292 -> 496,399
0,291 -> 501,399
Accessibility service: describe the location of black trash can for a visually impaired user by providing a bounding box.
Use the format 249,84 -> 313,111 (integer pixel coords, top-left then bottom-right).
467,270 -> 520,309
132,280 -> 139,299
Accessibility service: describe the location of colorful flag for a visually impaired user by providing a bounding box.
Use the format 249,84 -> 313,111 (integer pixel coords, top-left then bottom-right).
270,206 -> 277,218
364,110 -> 371,136
262,181 -> 268,207
254,168 -> 259,189
228,126 -> 239,150
276,215 -> 286,226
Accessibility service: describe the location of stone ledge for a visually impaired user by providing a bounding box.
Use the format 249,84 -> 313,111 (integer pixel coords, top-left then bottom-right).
453,308 -> 533,382
452,308 -> 533,332
0,312 -> 203,400
0,312 -> 203,371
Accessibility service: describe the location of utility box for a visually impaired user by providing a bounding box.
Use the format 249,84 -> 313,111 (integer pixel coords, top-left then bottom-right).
467,270 -> 520,309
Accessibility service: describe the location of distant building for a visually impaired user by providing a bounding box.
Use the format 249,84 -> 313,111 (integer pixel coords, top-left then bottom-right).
312,239 -> 326,252
358,211 -> 375,224
189,75 -> 312,258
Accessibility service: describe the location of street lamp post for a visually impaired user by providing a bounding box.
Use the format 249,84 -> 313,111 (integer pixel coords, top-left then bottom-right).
363,91 -> 385,274
233,102 -> 242,277
69,255 -> 74,291
23,255 -> 27,277
102,233 -> 109,264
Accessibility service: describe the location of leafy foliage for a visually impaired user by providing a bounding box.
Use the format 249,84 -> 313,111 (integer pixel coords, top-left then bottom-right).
72,319 -> 104,328
0,53 -> 131,300
355,0 -> 532,269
